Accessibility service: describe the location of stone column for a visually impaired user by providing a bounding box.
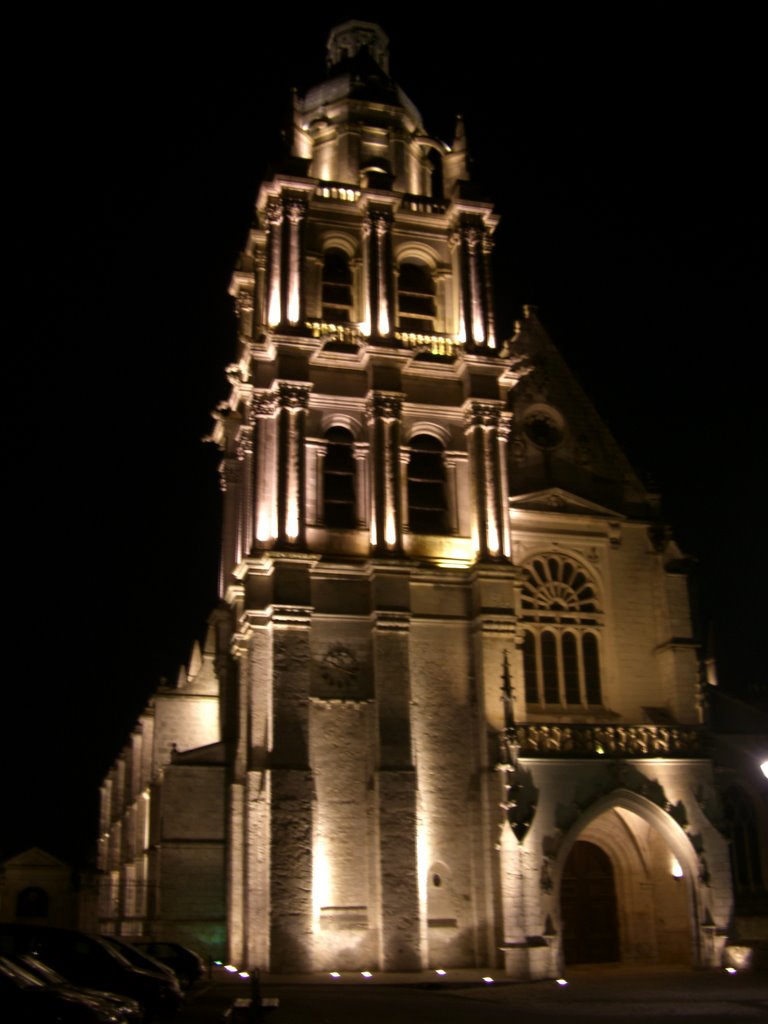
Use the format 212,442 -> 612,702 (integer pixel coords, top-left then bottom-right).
361,218 -> 373,336
218,456 -> 240,596
235,281 -> 254,341
276,383 -> 312,547
265,198 -> 284,328
237,425 -> 254,560
254,251 -> 267,329
455,220 -> 493,348
482,234 -> 496,349
268,604 -> 314,971
350,256 -> 363,327
435,269 -> 450,335
366,392 -> 403,554
285,196 -> 307,326
466,227 -> 486,345
305,253 -> 323,323
464,401 -> 508,561
371,605 -> 422,970
251,392 -> 278,547
497,414 -> 512,559
313,443 -> 326,525
444,455 -> 460,534
364,210 -> 394,339
353,445 -> 368,527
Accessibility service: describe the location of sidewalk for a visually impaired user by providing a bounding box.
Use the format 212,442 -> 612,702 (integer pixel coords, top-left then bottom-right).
181,963 -> 768,1023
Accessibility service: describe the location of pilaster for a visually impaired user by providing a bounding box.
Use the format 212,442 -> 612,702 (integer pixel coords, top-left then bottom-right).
464,400 -> 510,561
366,392 -> 404,555
370,597 -> 422,969
275,382 -> 312,548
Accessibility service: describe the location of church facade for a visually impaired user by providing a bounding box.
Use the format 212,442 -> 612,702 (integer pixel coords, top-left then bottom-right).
98,22 -> 735,976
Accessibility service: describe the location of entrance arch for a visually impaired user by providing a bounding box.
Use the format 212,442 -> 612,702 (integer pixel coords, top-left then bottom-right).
555,791 -> 696,965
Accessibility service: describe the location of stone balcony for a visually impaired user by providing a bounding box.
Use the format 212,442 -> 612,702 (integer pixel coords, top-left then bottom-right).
516,722 -> 703,758
306,320 -> 463,358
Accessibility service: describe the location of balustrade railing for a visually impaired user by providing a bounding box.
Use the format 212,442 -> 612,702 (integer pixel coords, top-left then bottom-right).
394,329 -> 461,356
401,194 -> 446,214
306,320 -> 363,346
516,722 -> 702,757
315,182 -> 361,203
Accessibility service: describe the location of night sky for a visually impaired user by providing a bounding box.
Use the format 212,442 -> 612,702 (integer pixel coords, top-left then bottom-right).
5,7 -> 764,867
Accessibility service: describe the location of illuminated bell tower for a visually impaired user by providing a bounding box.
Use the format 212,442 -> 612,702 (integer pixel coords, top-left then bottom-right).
207,20 -> 731,978
214,20 -> 525,973
100,20 -> 734,978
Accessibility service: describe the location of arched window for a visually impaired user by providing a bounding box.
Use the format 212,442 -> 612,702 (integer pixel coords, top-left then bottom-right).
323,427 -> 356,528
426,149 -> 443,199
407,434 -> 447,534
520,554 -> 603,707
322,248 -> 353,323
398,261 -> 435,332
16,886 -> 49,918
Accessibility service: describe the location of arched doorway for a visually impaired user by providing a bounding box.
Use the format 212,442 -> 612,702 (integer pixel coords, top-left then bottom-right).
561,841 -> 619,963
557,798 -> 695,965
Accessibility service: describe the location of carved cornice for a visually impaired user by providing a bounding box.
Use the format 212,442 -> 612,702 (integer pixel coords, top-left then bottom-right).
236,426 -> 253,459
276,381 -> 312,409
250,391 -> 278,420
265,198 -> 283,227
371,610 -> 411,634
497,413 -> 513,441
220,458 -> 240,490
464,400 -> 503,431
285,196 -> 308,223
365,209 -> 393,234
271,605 -> 313,629
462,225 -> 483,250
235,288 -> 253,314
365,391 -> 403,424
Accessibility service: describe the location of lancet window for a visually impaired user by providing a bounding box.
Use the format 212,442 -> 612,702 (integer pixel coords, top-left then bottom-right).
407,434 -> 447,534
520,554 -> 603,707
323,427 -> 357,528
321,248 -> 354,323
397,261 -> 436,333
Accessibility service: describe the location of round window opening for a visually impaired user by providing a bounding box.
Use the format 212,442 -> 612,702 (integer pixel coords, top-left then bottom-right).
523,407 -> 565,450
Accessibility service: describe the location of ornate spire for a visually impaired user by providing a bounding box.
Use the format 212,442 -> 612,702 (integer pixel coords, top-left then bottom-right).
497,650 -> 537,843
326,21 -> 390,73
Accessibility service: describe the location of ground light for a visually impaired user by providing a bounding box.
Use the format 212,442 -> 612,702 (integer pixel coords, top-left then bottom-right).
361,971 -> 372,978
556,978 -> 568,986
725,967 -> 737,975
761,760 -> 768,779
482,976 -> 494,983
224,965 -> 238,973
238,972 -> 250,978
435,969 -> 446,976
329,972 -> 340,978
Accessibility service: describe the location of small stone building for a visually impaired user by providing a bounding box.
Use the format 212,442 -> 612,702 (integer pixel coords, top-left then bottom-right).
1,848 -> 78,929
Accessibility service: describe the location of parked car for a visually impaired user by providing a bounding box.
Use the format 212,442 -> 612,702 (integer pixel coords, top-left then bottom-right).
12,953 -> 143,1023
0,924 -> 182,1019
102,937 -> 179,985
0,955 -> 128,1023
131,941 -> 205,989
